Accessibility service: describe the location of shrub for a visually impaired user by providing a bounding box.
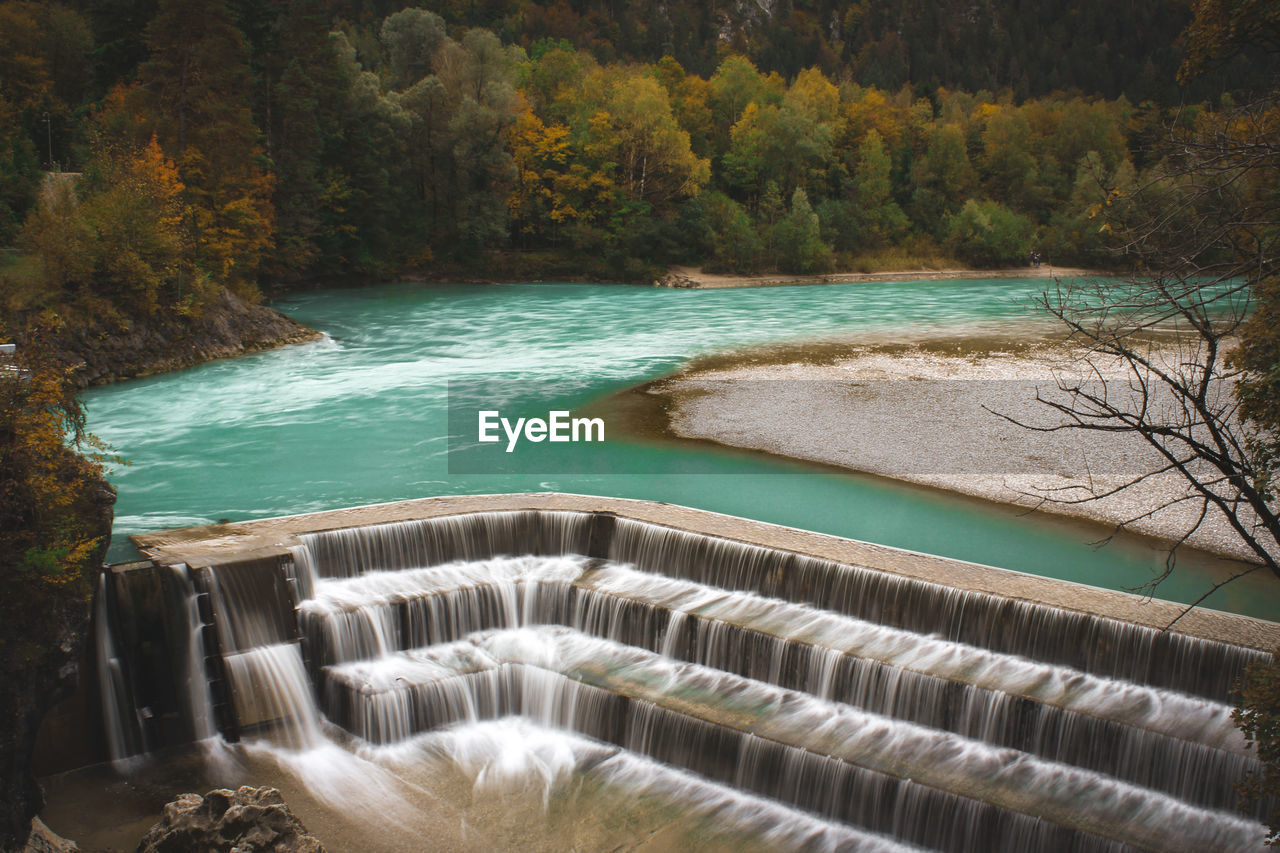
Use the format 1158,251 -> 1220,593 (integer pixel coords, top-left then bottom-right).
944,199 -> 1034,267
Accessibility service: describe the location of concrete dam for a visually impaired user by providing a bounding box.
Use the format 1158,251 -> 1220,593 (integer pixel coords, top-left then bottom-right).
86,494 -> 1279,851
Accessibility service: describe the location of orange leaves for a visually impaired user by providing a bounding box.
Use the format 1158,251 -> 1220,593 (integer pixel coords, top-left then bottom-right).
0,328 -> 108,601
83,134 -> 190,313
506,106 -> 610,239
137,136 -> 185,206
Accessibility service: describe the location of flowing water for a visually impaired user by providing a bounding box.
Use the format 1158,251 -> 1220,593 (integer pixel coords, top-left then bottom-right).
82,280 -> 1280,618
84,509 -> 1268,851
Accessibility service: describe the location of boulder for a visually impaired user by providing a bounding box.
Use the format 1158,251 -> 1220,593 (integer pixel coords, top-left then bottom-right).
20,818 -> 76,853
654,271 -> 699,289
137,787 -> 325,853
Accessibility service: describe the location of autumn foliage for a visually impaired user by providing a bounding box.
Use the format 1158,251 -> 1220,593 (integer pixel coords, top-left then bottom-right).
3,0 -> 1275,294
1235,652 -> 1280,844
0,318 -> 112,668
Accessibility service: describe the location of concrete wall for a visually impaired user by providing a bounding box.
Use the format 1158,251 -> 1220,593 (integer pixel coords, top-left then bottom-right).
132,492 -> 1280,652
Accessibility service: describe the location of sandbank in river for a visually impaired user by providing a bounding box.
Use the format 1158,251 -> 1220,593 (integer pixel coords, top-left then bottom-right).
611,329 -> 1265,567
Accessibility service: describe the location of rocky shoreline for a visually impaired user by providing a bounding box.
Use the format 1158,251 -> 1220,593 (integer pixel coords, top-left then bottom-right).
25,288 -> 321,388
654,264 -> 1104,289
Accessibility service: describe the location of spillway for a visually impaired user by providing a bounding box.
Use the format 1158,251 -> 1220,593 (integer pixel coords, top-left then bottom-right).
87,494 -> 1278,851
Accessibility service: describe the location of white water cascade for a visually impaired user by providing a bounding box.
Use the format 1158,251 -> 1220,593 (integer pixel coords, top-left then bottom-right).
109,509 -> 1272,851
94,572 -> 140,765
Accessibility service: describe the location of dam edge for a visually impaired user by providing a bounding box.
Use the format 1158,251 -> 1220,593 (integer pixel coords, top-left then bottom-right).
130,492 -> 1280,653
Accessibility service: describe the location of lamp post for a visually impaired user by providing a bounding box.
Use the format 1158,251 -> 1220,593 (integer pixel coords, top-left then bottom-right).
42,112 -> 52,170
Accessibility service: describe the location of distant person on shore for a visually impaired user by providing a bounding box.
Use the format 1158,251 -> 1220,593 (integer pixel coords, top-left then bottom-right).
1030,251 -> 1042,269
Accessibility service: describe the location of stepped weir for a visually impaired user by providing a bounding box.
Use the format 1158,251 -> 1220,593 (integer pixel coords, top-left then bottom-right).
93,493 -> 1278,851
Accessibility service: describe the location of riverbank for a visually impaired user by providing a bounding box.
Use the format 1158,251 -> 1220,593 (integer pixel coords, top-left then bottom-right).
631,333 -> 1261,565
21,288 -> 320,388
655,264 -> 1104,289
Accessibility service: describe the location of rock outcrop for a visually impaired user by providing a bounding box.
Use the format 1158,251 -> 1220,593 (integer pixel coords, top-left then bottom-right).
653,270 -> 699,288
28,288 -> 320,388
137,787 -> 325,853
20,818 -> 76,853
0,475 -> 114,852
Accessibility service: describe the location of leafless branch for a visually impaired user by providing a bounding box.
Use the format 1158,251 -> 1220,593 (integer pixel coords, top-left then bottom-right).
995,100 -> 1280,612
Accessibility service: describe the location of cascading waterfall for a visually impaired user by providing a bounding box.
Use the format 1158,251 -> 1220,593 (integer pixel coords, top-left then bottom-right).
607,518 -> 1268,701
94,572 -> 141,764
169,563 -> 218,742
223,643 -> 324,750
123,509 -> 1272,851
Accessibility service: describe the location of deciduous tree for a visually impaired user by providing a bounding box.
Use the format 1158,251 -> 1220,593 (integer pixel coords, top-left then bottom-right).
596,71 -> 708,210
133,0 -> 274,292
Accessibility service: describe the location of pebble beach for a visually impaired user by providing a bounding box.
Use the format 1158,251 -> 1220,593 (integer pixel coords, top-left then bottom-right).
653,337 -> 1261,562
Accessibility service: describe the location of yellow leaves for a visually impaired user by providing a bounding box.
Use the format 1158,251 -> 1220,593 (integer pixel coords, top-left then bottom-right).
19,537 -> 102,587
785,68 -> 840,124
842,87 -> 909,152
729,101 -> 762,144
975,102 -> 1004,123
599,73 -> 709,205
508,108 -> 570,170
181,151 -> 275,287
506,107 -> 584,236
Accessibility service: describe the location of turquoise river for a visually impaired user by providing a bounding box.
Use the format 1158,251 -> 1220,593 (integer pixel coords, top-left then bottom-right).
83,279 -> 1280,620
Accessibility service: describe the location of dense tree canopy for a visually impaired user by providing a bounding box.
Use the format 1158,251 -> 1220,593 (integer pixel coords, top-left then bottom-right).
0,0 -> 1272,297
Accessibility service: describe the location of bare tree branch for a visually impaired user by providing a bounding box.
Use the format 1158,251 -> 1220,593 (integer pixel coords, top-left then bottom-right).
996,95 -> 1280,611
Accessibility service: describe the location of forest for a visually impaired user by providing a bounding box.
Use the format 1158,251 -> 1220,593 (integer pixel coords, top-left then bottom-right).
2,2 -> 1280,849
0,0 -> 1272,329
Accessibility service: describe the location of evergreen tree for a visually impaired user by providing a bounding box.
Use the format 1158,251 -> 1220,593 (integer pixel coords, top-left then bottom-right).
262,0 -> 350,280
772,188 -> 832,273
318,31 -> 413,275
910,123 -> 976,236
133,0 -> 274,293
851,129 -> 908,248
0,98 -> 40,242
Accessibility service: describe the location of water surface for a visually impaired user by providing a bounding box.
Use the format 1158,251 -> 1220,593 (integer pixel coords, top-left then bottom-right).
82,280 -> 1279,619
